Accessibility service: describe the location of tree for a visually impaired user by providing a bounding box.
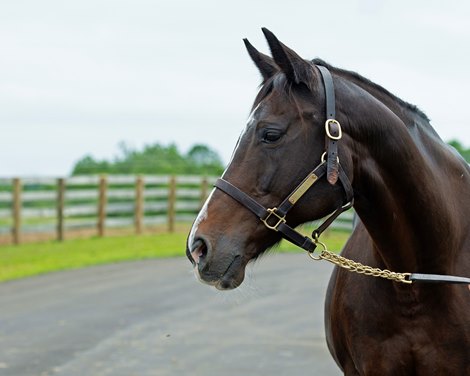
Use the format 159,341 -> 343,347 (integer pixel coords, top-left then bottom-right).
71,155 -> 110,175
448,139 -> 470,162
70,142 -> 225,175
186,144 -> 225,174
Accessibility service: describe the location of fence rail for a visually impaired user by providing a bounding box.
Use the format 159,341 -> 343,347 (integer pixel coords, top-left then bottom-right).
0,175 -> 353,245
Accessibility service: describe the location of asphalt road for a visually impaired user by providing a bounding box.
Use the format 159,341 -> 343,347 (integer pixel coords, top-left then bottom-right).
0,253 -> 342,376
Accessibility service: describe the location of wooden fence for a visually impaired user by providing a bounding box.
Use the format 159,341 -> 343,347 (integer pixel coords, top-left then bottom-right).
0,175 -> 354,245
0,175 -> 215,244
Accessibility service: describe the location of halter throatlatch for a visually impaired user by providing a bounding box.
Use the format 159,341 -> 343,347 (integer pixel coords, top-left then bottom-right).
214,65 -> 470,286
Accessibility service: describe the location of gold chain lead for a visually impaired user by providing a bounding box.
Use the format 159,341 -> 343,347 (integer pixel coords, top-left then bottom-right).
309,238 -> 412,284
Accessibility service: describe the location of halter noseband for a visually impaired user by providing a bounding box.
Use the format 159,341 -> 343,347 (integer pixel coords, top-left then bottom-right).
215,65 -> 354,254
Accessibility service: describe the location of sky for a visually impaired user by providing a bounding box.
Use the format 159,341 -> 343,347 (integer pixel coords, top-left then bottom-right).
1,0 -> 469,176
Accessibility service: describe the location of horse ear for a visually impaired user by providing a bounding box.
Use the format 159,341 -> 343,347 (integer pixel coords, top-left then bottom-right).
243,38 -> 278,81
261,27 -> 313,87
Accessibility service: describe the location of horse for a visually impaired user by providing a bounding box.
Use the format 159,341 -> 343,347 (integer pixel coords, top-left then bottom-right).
186,28 -> 470,375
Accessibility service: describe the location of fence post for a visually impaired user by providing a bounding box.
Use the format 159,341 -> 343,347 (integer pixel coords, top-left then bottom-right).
168,175 -> 176,233
57,178 -> 65,241
200,176 -> 208,208
97,175 -> 107,237
135,176 -> 144,234
12,178 -> 22,245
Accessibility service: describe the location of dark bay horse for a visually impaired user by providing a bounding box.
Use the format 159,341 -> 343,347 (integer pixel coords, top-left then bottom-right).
186,28 -> 470,375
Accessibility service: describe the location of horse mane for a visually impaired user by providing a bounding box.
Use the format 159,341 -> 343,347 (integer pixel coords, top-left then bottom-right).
312,58 -> 430,122
253,58 -> 430,124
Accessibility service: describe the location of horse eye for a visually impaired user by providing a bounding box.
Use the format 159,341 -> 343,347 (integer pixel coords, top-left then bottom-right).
262,130 -> 283,143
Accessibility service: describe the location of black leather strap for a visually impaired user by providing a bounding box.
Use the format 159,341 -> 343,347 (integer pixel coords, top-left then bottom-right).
316,65 -> 335,118
278,223 -> 316,252
311,166 -> 353,240
325,121 -> 340,184
214,178 -> 316,252
409,273 -> 470,284
316,65 -> 340,185
214,178 -> 267,219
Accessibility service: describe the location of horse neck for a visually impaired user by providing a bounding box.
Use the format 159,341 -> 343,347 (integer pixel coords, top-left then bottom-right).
339,80 -> 470,274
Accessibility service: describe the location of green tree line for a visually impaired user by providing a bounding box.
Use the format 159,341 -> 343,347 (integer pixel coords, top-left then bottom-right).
71,142 -> 225,176
71,139 -> 470,176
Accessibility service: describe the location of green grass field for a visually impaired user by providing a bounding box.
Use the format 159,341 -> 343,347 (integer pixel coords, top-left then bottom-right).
0,229 -> 350,282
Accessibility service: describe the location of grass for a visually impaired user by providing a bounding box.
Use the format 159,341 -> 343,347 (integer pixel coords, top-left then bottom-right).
0,228 -> 350,283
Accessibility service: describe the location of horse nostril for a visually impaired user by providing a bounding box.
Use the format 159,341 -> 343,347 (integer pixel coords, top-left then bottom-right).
191,238 -> 209,265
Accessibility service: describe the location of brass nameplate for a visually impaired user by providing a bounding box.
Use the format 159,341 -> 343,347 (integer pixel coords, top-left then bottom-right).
288,173 -> 318,204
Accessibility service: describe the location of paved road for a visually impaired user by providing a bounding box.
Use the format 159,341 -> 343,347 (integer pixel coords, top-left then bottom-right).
0,254 -> 342,376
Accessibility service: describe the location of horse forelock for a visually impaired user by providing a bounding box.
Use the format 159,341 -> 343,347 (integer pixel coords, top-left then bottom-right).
250,72 -> 318,131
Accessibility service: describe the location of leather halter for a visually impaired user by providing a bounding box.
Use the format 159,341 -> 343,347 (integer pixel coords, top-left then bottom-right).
214,65 -> 470,285
215,65 -> 353,253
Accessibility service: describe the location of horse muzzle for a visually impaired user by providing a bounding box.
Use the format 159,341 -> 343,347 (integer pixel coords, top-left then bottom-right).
187,236 -> 246,290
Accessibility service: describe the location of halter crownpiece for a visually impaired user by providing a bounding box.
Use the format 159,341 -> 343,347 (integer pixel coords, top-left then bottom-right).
316,65 -> 341,185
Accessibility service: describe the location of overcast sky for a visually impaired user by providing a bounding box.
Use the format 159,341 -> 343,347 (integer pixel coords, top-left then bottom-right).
1,0 -> 469,176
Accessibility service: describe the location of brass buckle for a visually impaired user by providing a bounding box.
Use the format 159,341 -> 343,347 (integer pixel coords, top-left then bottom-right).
321,151 -> 339,163
308,233 -> 326,260
261,208 -> 286,231
325,119 -> 342,140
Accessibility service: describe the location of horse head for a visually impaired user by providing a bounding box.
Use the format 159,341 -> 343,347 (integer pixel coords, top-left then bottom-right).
186,28 -> 353,290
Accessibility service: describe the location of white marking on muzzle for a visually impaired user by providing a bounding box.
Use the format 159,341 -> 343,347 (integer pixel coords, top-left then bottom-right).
188,189 -> 215,251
